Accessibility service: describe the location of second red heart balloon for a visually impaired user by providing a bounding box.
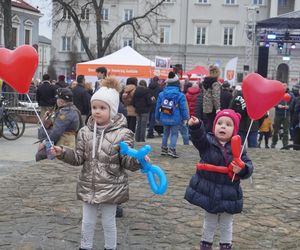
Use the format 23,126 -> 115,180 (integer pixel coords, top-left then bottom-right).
242,73 -> 285,120
0,45 -> 38,94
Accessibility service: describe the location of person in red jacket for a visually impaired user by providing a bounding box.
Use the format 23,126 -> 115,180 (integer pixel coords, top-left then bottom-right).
186,82 -> 200,117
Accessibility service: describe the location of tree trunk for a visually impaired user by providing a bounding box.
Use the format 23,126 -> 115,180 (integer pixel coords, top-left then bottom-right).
1,0 -> 13,49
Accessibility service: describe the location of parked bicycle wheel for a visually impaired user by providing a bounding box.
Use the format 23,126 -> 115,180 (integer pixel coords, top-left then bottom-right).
1,113 -> 25,140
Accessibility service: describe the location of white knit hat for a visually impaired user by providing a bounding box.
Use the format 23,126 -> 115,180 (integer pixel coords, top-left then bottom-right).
91,78 -> 120,119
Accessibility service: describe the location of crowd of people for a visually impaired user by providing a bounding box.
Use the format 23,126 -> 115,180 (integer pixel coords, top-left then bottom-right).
18,65 -> 300,250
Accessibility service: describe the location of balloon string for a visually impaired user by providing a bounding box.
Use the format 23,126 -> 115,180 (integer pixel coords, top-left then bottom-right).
26,94 -> 53,147
231,119 -> 254,183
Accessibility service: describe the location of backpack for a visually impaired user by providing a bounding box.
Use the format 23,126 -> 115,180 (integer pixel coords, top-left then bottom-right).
159,96 -> 178,115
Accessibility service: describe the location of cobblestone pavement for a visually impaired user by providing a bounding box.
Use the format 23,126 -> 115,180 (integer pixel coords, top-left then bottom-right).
0,141 -> 299,250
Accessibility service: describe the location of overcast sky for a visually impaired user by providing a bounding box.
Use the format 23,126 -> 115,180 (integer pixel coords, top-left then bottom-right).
26,0 -> 52,39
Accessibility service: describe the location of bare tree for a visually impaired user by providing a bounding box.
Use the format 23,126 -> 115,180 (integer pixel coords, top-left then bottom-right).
52,0 -> 166,60
0,0 -> 13,49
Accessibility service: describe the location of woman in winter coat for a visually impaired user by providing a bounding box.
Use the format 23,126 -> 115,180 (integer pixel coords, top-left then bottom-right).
121,77 -> 138,132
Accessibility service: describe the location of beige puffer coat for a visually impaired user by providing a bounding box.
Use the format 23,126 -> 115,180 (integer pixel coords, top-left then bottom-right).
122,84 -> 137,117
202,81 -> 221,114
60,113 -> 140,204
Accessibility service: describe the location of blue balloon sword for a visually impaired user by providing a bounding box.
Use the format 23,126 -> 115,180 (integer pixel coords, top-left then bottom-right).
119,142 -> 168,195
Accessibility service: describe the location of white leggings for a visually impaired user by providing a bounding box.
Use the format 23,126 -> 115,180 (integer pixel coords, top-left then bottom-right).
202,211 -> 233,244
81,202 -> 117,250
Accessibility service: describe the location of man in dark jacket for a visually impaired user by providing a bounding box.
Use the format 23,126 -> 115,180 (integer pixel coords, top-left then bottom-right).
271,83 -> 291,148
132,80 -> 153,142
55,75 -> 69,89
36,74 -> 57,118
72,75 -> 91,123
147,76 -> 162,138
220,81 -> 233,110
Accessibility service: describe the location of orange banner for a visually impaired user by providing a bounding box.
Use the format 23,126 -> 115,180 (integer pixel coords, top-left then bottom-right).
76,64 -> 157,78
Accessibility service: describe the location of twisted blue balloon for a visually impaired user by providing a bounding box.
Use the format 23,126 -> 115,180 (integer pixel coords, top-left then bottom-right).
119,142 -> 168,195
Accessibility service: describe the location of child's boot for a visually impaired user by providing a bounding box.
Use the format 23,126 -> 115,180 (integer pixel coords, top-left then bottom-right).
219,243 -> 232,250
200,241 -> 212,250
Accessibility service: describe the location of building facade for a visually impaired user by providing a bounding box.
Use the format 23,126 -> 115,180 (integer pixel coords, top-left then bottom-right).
51,0 -> 300,85
0,0 -> 42,79
0,0 -> 41,48
38,35 -> 52,80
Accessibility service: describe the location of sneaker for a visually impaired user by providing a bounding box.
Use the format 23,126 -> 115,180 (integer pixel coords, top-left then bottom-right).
168,148 -> 179,158
147,134 -> 154,139
161,147 -> 168,155
265,145 -> 270,148
116,205 -> 123,218
271,144 -> 275,149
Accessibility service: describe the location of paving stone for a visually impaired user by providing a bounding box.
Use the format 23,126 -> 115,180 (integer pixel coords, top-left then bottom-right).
0,144 -> 299,249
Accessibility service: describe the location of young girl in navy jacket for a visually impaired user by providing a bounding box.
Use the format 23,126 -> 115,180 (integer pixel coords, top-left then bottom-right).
185,109 -> 254,250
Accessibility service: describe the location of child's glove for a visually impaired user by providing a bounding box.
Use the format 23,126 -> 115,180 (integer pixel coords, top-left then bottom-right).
228,159 -> 245,179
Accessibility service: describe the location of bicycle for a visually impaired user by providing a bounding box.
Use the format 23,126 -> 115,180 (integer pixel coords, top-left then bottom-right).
0,96 -> 25,140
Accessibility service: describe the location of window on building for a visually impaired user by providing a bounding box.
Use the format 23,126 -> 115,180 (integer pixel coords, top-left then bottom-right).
25,29 -> 31,44
225,0 -> 236,4
81,8 -> 89,20
101,8 -> 109,21
159,26 -> 171,44
198,0 -> 208,3
252,0 -> 264,4
196,27 -> 207,45
61,36 -> 71,51
124,9 -> 133,21
123,38 -> 133,47
80,38 -> 89,52
63,9 -> 72,20
12,27 -> 18,48
223,27 -> 234,45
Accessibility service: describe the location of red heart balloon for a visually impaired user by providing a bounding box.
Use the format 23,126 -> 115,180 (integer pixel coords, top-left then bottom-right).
242,73 -> 285,120
0,45 -> 38,94
283,93 -> 291,103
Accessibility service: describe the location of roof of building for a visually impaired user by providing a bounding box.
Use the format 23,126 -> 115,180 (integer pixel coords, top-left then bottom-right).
256,17 -> 300,29
12,0 -> 40,13
256,11 -> 300,29
39,35 -> 51,44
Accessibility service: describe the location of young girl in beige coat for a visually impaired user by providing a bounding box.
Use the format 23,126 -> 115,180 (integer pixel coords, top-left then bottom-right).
53,77 -> 149,250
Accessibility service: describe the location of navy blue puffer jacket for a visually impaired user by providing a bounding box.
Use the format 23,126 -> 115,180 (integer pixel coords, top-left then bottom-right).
185,121 -> 253,214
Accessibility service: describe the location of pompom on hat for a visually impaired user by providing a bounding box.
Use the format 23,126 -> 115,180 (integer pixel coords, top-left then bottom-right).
91,77 -> 121,119
213,109 -> 241,136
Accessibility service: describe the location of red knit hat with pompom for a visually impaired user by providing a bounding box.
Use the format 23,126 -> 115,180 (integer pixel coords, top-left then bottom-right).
213,109 -> 241,136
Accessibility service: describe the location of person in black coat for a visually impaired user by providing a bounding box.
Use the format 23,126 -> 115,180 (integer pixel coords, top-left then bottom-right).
185,109 -> 253,250
147,76 -> 162,138
132,80 -> 153,142
72,75 -> 91,124
36,74 -> 57,118
220,81 -> 233,110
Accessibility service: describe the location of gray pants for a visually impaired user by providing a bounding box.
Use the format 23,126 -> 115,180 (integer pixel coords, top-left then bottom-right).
202,211 -> 233,244
81,202 -> 117,250
135,113 -> 149,142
